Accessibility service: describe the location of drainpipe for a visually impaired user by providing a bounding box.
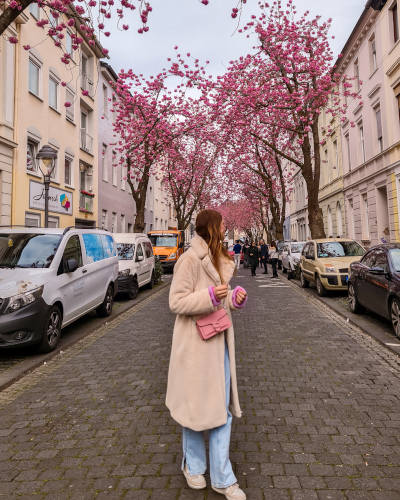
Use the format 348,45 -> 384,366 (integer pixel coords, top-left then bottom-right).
11,22 -> 20,226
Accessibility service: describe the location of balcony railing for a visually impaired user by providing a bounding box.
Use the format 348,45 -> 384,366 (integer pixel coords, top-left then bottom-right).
80,72 -> 94,97
80,129 -> 93,155
79,190 -> 94,213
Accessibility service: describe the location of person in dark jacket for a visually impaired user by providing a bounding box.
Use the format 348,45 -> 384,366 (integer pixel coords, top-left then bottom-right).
243,241 -> 251,269
248,241 -> 260,276
259,239 -> 269,274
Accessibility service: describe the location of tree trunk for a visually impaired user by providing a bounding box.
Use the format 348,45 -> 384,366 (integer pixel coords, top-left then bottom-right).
0,0 -> 34,36
126,155 -> 151,234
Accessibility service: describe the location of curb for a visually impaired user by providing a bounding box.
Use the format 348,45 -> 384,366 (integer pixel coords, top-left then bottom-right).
281,272 -> 400,358
0,281 -> 171,392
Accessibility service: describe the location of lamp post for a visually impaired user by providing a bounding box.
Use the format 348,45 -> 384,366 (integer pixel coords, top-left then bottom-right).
36,145 -> 58,228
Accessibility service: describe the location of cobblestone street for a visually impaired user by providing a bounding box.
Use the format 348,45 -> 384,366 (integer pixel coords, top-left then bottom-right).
1,271 -> 400,500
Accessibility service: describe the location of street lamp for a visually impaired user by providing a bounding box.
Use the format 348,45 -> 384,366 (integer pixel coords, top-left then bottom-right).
36,145 -> 58,228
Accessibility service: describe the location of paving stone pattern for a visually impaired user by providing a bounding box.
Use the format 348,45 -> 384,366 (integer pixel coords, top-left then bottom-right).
1,273 -> 400,499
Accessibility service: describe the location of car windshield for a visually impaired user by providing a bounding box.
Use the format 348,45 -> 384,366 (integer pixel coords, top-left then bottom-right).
0,233 -> 62,268
317,241 -> 365,258
117,243 -> 134,260
389,249 -> 400,271
228,246 -> 234,252
291,243 -> 305,254
277,242 -> 285,251
148,235 -> 177,247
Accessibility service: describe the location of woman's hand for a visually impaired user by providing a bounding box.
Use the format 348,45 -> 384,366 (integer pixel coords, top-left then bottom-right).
214,285 -> 228,300
250,253 -> 253,256
235,290 -> 247,305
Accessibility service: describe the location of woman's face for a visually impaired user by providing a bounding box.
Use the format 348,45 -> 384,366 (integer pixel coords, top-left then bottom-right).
252,242 -> 256,247
220,220 -> 226,239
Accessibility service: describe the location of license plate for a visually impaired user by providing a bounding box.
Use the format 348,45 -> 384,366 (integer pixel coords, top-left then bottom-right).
346,276 -> 349,282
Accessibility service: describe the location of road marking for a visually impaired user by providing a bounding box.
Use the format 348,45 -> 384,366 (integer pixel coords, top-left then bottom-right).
386,343 -> 400,347
258,284 -> 289,288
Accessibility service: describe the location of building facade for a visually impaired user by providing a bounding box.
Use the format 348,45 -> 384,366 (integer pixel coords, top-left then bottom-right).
338,0 -> 400,248
288,168 -> 310,242
11,5 -> 105,229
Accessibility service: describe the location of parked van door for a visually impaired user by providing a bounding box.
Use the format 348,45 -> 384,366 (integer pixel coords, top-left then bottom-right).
135,242 -> 147,286
81,233 -> 106,308
56,234 -> 88,323
143,240 -> 154,282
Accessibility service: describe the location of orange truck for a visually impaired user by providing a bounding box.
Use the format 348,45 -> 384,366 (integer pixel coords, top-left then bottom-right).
147,229 -> 185,271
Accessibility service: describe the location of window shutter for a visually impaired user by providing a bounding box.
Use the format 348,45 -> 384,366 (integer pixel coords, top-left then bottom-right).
376,109 -> 382,139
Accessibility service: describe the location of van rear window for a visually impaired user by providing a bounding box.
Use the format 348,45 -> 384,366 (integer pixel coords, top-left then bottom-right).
117,243 -> 134,260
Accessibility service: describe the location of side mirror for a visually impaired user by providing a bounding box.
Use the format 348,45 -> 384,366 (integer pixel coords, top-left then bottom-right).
179,242 -> 184,249
305,254 -> 314,260
137,255 -> 144,262
369,266 -> 385,275
65,259 -> 79,273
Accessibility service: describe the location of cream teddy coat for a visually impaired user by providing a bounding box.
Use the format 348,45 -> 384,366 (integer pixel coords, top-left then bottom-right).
166,234 -> 242,432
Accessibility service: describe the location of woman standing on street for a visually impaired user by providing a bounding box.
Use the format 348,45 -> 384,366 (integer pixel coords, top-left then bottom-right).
166,209 -> 248,500
248,241 -> 260,276
269,241 -> 279,278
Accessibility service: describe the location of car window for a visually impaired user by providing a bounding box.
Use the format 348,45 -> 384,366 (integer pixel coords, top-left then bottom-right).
117,243 -> 134,260
317,241 -> 365,258
291,243 -> 305,254
390,249 -> 400,271
82,234 -> 104,263
361,250 -> 376,268
145,241 -> 153,258
302,243 -> 309,256
136,243 -> 144,262
373,249 -> 389,273
309,243 -> 315,259
0,233 -> 61,269
101,234 -> 117,258
228,246 -> 234,252
58,235 -> 82,275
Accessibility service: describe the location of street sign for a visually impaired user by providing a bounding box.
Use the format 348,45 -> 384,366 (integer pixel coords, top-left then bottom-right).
29,180 -> 73,216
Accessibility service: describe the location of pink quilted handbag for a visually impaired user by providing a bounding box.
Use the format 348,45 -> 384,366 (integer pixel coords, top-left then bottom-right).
194,306 -> 232,341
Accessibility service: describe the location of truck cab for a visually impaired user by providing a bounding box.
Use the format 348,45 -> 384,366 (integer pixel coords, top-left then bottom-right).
147,229 -> 185,271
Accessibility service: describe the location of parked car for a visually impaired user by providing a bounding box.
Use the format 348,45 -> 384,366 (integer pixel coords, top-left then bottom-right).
228,245 -> 235,258
348,244 -> 400,337
282,241 -> 306,273
148,229 -> 184,272
0,227 -> 119,352
300,238 -> 365,297
115,233 -> 155,300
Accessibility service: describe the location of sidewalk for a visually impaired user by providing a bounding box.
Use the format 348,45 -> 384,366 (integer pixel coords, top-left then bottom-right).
1,271 -> 400,499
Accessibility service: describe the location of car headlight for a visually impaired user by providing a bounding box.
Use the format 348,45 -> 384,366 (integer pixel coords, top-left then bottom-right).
118,269 -> 130,277
167,253 -> 177,260
324,264 -> 336,273
4,286 -> 44,315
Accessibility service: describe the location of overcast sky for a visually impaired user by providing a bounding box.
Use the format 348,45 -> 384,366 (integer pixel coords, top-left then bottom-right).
104,0 -> 366,80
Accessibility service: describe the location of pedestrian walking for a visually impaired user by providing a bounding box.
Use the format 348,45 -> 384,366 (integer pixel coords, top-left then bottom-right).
243,241 -> 250,269
257,241 -> 262,267
269,241 -> 279,278
248,241 -> 260,276
167,209 -> 248,500
233,240 -> 242,271
259,239 -> 269,274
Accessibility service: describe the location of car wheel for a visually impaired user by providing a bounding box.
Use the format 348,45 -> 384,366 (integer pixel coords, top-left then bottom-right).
147,271 -> 155,289
316,275 -> 328,297
300,271 -> 309,288
128,277 -> 139,300
348,283 -> 365,314
391,298 -> 400,338
97,284 -> 114,318
37,305 -> 62,353
282,266 -> 287,274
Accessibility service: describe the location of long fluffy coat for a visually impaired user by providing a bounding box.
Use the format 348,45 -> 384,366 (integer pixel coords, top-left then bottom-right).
166,234 -> 242,432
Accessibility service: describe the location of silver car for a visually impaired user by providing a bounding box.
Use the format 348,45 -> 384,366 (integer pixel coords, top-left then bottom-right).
282,241 -> 306,273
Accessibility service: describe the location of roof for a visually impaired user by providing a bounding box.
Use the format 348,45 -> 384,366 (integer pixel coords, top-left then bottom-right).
100,62 -> 119,83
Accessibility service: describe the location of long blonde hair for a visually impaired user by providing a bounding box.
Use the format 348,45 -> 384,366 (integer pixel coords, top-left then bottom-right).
195,209 -> 233,284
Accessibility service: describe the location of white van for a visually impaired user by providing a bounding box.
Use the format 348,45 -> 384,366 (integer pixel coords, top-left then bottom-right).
114,233 -> 155,299
0,227 -> 118,352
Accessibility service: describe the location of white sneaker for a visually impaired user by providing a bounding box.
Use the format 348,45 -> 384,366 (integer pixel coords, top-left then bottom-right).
212,482 -> 246,500
183,464 -> 206,489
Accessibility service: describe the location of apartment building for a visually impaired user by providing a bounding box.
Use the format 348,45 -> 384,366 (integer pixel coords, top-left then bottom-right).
288,168 -> 310,242
12,5 -> 105,228
338,0 -> 400,247
0,9 -> 27,225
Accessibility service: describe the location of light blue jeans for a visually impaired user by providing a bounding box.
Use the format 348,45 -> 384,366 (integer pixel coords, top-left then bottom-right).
182,340 -> 237,488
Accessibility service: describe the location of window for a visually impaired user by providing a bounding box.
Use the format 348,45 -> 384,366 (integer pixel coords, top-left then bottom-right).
324,149 -> 328,183
333,140 -> 338,175
0,233 -> 61,268
64,156 -> 72,185
27,138 -> 38,172
394,4 -> 399,44
135,243 -> 144,262
66,89 -> 74,122
49,76 -> 58,110
103,85 -> 108,117
102,144 -> 108,181
346,134 -> 351,172
327,206 -> 333,237
112,152 -> 117,186
144,241 -> 153,258
25,212 -> 40,227
102,209 -> 108,229
349,200 -> 355,238
363,195 -> 370,239
82,234 -> 104,263
121,165 -> 126,190
58,235 -> 82,275
101,234 -> 117,258
29,59 -> 40,96
128,223 -> 132,233
30,2 -> 40,19
337,203 -> 343,237
112,212 -> 117,232
117,243 -> 134,260
317,241 -> 365,258
371,38 -> 377,71
121,214 -> 125,233
360,125 -> 365,163
376,109 -> 383,152
66,32 -> 72,55
155,217 -> 158,229
354,60 -> 360,91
